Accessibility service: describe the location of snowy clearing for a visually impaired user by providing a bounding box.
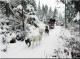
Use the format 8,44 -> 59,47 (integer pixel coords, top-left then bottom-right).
0,26 -> 72,58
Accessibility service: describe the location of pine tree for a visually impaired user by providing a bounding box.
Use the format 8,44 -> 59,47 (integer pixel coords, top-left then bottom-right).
44,5 -> 48,15
53,8 -> 58,19
42,5 -> 45,17
30,0 -> 37,11
47,7 -> 52,19
37,0 -> 42,20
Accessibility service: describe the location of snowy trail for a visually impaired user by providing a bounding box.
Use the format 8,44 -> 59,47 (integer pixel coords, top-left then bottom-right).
1,26 -> 70,58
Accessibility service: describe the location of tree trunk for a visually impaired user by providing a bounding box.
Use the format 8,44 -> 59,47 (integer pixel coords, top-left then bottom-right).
79,12 -> 80,34
79,19 -> 80,34
65,0 -> 68,28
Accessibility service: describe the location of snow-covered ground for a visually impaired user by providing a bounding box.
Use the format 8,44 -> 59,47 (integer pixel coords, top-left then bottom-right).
0,26 -> 72,58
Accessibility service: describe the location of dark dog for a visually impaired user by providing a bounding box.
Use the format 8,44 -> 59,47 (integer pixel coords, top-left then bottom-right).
45,26 -> 49,34
48,18 -> 56,29
16,35 -> 24,41
10,38 -> 16,43
25,39 -> 31,47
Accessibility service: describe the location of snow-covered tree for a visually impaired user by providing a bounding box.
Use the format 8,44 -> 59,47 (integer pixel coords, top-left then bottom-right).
52,8 -> 58,19
45,7 -> 53,22
30,0 -> 37,11
44,5 -> 48,15
20,0 -> 37,14
37,1 -> 42,20
42,5 -> 45,17
42,5 -> 48,16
